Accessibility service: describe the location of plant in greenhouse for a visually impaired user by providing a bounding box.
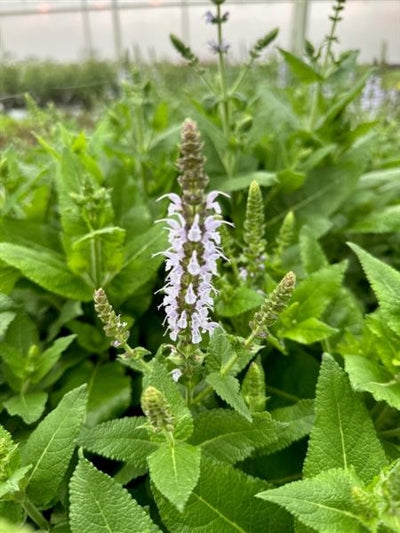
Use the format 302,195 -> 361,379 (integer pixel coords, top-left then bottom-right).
1,0 -> 400,531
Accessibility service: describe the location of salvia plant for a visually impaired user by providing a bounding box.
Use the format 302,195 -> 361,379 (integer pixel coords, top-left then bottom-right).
1,0 -> 400,531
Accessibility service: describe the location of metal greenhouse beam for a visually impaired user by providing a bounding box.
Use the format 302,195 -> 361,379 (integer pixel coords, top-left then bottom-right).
291,0 -> 310,57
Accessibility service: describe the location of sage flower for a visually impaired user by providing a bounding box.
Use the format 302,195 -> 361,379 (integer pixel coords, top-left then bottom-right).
157,119 -> 229,345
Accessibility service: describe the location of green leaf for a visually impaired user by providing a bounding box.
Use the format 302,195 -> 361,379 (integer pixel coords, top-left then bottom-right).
189,409 -> 285,464
148,441 -> 201,512
349,205 -> 400,234
267,400 -> 315,455
316,71 -> 370,128
154,456 -> 292,532
280,317 -> 338,344
345,356 -> 400,411
70,457 -> 161,533
0,517 -> 34,533
86,362 -> 131,426
0,243 -> 92,301
0,294 -> 17,339
348,242 -> 400,335
213,171 -> 277,193
143,360 -> 194,440
206,373 -> 252,421
280,263 -> 346,323
206,328 -> 234,373
304,354 -> 386,483
0,465 -> 32,500
299,226 -> 328,274
108,225 -> 167,302
291,136 -> 373,230
79,416 -> 158,470
216,286 -> 264,317
30,334 -> 76,383
277,168 -> 306,193
278,48 -> 323,83
4,392 -> 48,425
20,384 -> 87,506
257,468 -> 369,533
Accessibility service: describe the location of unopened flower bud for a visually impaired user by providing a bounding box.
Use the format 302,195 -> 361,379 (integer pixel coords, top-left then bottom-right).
250,271 -> 296,336
242,181 -> 267,282
241,358 -> 267,413
141,386 -> 175,433
94,288 -> 130,347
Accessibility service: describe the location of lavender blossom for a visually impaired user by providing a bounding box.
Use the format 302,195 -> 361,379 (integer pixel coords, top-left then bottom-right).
204,10 -> 229,24
157,119 -> 229,345
208,39 -> 230,55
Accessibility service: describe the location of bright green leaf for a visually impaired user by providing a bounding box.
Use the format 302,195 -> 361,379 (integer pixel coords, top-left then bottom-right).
280,263 -> 346,323
148,441 -> 201,512
299,226 -> 328,274
213,171 -> 277,192
216,286 -> 264,318
257,468 -> 369,533
79,416 -> 158,470
304,354 -> 386,483
348,242 -> 400,335
30,334 -> 76,383
20,385 -> 87,506
345,355 -> 400,411
190,409 -> 286,464
0,243 -> 92,301
206,373 -> 252,421
154,456 -> 292,532
4,392 -> 48,425
280,317 -> 338,344
278,48 -> 323,83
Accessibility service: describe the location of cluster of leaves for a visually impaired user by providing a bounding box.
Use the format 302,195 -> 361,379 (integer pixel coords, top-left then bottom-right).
1,0 -> 399,531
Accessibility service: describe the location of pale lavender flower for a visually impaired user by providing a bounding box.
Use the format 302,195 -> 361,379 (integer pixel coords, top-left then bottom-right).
208,40 -> 230,54
204,10 -> 229,24
157,119 -> 229,345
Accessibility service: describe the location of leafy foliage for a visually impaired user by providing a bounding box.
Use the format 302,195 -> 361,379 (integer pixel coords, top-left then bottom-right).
1,1 -> 399,531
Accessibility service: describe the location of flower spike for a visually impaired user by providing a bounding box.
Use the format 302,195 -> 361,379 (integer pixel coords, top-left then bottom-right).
157,119 -> 228,346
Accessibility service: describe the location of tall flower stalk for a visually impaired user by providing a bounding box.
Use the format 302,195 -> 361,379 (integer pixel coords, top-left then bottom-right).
157,119 -> 228,349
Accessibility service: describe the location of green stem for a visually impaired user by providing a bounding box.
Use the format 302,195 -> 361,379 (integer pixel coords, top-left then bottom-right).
379,428 -> 400,439
134,103 -> 148,194
265,385 -> 300,403
89,235 -> 102,288
269,472 -> 302,485
22,497 -> 50,531
230,60 -> 254,96
215,4 -> 234,178
191,331 -> 261,406
373,404 -> 392,430
123,343 -> 152,373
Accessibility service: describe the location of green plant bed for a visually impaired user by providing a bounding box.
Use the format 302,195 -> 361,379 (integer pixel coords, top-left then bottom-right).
0,1 -> 399,532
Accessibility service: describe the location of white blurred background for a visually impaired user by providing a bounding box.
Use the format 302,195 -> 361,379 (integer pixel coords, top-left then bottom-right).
1,0 -> 399,64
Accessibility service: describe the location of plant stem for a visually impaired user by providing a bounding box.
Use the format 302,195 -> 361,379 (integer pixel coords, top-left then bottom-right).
22,497 -> 50,531
123,343 -> 152,373
215,4 -> 234,178
265,385 -> 300,402
191,331 -> 261,407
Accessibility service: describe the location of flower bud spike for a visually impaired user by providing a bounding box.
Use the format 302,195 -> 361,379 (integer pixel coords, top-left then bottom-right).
141,386 -> 175,433
94,288 -> 130,347
249,271 -> 296,338
273,211 -> 296,264
241,357 -> 267,413
242,181 -> 267,283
